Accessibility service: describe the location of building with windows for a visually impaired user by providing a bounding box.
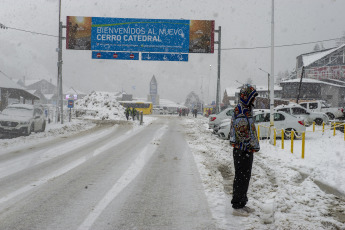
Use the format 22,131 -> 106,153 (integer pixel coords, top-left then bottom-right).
280,44 -> 345,107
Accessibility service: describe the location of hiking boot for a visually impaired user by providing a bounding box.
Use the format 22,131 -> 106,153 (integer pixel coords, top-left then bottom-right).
243,206 -> 255,213
232,208 -> 250,217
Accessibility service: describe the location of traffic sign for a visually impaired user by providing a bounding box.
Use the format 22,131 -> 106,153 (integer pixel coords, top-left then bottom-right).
142,53 -> 188,62
92,51 -> 139,60
68,100 -> 74,108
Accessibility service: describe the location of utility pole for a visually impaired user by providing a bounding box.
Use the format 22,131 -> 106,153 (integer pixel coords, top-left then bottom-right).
214,26 -> 221,113
57,0 -> 64,124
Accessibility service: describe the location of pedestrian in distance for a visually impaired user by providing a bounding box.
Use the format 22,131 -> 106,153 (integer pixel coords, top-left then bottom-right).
131,107 -> 137,120
229,84 -> 260,217
125,107 -> 130,121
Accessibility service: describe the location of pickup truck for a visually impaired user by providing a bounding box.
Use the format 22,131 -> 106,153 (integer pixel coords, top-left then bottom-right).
299,101 -> 344,120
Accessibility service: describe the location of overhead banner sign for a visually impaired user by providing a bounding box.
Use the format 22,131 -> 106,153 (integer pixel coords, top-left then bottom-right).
92,51 -> 139,60
66,16 -> 214,53
142,53 -> 188,62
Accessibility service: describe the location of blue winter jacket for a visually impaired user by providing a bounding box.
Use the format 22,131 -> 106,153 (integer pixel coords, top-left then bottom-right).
229,104 -> 260,152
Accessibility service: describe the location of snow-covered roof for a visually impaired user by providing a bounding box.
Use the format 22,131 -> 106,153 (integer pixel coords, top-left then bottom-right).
65,87 -> 87,95
44,94 -> 55,100
0,74 -> 25,89
24,79 -> 45,86
224,87 -> 240,96
281,78 -> 345,88
158,98 -> 181,108
302,44 -> 345,67
256,85 -> 282,91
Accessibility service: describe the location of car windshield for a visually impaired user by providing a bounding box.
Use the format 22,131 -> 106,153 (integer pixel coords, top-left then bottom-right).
2,107 -> 33,117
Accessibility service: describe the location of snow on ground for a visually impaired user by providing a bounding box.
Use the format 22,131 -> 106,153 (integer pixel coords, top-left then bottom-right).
0,91 -> 156,152
0,119 -> 96,152
183,116 -> 345,230
74,91 -> 126,120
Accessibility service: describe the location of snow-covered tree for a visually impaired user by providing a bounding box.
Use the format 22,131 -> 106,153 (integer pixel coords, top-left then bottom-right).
184,91 -> 202,110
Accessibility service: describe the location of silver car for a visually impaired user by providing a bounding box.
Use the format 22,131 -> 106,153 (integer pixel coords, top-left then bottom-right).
254,111 -> 306,139
218,111 -> 306,140
0,104 -> 46,137
208,107 -> 234,130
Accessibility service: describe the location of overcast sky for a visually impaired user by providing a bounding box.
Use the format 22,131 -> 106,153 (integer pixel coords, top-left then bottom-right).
1,0 -> 344,103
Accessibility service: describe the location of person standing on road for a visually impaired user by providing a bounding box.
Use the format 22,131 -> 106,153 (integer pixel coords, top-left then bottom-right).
229,84 -> 260,217
132,107 -> 137,120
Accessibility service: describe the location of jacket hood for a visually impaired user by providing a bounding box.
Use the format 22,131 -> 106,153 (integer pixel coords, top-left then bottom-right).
239,84 -> 258,107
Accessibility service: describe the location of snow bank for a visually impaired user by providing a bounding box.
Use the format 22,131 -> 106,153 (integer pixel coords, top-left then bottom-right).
74,91 -> 126,121
0,119 -> 95,153
183,117 -> 345,230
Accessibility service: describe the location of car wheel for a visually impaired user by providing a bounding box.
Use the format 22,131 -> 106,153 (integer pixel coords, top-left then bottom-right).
314,118 -> 323,125
25,124 -> 33,136
41,121 -> 46,132
284,128 -> 296,140
326,113 -> 335,120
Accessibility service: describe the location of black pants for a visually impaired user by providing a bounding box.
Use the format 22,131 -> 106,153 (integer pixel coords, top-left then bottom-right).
231,148 -> 254,209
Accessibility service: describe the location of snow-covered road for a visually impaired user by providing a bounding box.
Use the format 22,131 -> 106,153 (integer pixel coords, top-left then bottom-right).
0,115 -> 344,230
0,117 -> 215,230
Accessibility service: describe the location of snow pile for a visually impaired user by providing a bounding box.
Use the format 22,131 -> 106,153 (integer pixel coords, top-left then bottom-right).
0,120 -> 95,152
183,117 -> 345,230
74,91 -> 126,120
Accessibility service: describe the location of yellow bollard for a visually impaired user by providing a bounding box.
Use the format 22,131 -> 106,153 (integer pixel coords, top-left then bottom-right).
323,122 -> 325,133
274,128 -> 276,146
281,129 -> 284,149
257,125 -> 260,141
302,132 -> 305,159
291,130 -> 294,154
313,122 -> 315,132
334,122 -> 336,136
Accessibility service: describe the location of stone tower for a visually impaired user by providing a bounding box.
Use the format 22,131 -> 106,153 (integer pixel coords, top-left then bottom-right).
148,75 -> 159,105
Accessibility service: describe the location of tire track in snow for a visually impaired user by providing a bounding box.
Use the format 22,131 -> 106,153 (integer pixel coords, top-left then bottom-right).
77,125 -> 168,230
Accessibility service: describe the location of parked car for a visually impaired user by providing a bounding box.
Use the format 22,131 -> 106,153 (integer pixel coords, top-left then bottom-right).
299,100 -> 344,120
217,119 -> 231,139
253,110 -> 306,139
275,104 -> 329,126
0,104 -> 46,137
208,107 -> 234,130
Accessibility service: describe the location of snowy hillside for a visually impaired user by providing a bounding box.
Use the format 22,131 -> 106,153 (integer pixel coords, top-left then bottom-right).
74,91 -> 126,120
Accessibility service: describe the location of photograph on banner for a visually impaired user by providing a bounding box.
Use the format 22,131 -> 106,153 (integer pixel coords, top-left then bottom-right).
189,20 -> 215,53
66,16 -> 92,50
